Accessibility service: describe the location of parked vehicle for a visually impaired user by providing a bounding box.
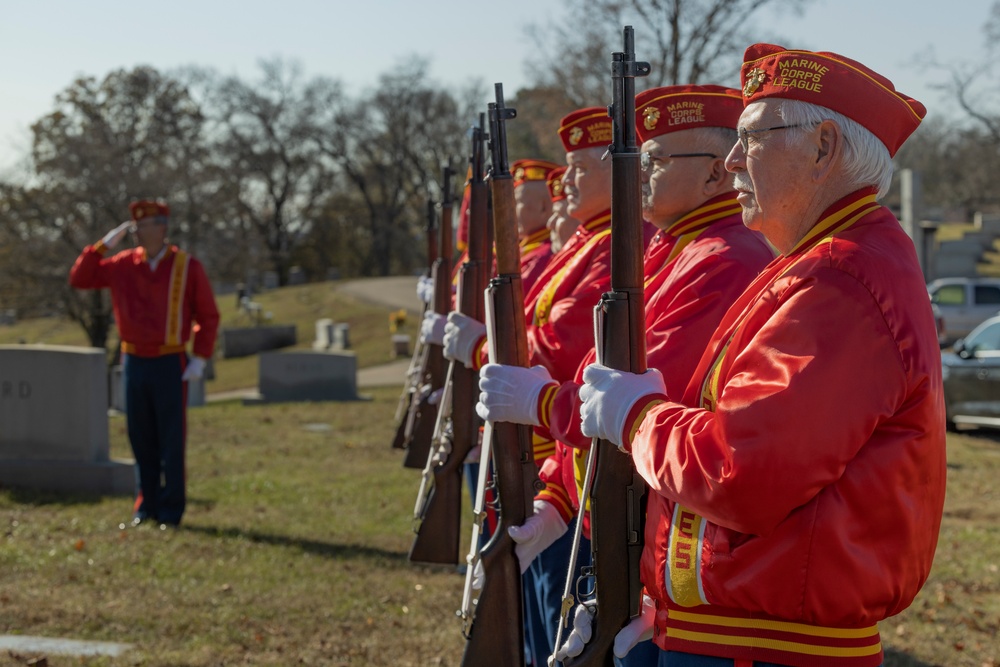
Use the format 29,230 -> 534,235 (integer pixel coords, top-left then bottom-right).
942,314 -> 1000,429
927,277 -> 1000,343
931,303 -> 946,347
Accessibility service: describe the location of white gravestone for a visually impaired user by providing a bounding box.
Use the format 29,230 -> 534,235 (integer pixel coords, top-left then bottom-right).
0,345 -> 133,495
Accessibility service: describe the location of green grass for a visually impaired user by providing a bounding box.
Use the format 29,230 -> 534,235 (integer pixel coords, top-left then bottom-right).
0,282 -> 419,395
1,388 -> 468,666
0,352 -> 998,665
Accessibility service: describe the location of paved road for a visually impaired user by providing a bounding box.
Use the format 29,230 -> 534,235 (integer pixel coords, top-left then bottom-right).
336,275 -> 423,316
337,275 -> 422,388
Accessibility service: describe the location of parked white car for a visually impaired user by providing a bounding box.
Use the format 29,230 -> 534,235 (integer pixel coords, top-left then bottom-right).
927,277 -> 1000,343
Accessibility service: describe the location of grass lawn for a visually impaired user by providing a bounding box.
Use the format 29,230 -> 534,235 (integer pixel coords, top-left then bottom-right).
0,304 -> 998,665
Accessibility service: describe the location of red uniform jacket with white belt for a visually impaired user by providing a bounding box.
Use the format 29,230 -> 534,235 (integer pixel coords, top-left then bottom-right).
624,189 -> 946,667
70,243 -> 220,360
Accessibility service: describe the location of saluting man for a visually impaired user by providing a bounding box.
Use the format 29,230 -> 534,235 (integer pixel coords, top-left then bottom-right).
70,200 -> 220,527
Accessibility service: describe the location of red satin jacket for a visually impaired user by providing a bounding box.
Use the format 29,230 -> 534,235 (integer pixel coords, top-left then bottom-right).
627,190 -> 946,667
70,243 -> 219,360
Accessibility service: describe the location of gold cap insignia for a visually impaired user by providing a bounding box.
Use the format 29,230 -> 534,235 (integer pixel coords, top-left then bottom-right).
513,167 -> 525,181
643,107 -> 660,131
569,127 -> 584,146
743,68 -> 766,97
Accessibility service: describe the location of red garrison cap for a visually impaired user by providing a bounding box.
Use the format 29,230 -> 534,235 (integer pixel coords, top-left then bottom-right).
635,85 -> 743,143
558,107 -> 613,152
512,159 -> 561,188
547,166 -> 567,201
740,43 -> 925,156
129,200 -> 170,221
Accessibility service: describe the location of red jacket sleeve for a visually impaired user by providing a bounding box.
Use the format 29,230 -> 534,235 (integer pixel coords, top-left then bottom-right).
525,239 -> 610,382
187,258 -> 220,359
68,243 -> 113,289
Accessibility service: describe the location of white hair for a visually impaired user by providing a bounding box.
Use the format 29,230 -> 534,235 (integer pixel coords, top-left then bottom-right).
777,99 -> 893,199
690,126 -> 739,158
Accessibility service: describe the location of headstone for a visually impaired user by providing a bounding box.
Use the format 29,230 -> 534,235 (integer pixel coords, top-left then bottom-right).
220,325 -> 296,358
246,350 -> 362,403
392,334 -> 411,358
325,267 -> 341,281
262,270 -> 280,290
313,318 -> 335,350
0,309 -> 15,326
332,323 -> 350,350
288,266 -> 306,285
0,345 -> 133,495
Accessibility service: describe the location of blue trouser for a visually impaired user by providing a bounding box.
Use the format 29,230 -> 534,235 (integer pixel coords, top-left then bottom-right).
123,353 -> 187,524
525,515 -> 591,666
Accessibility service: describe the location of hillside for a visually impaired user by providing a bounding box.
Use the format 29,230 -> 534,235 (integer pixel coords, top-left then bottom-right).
0,280 -> 422,394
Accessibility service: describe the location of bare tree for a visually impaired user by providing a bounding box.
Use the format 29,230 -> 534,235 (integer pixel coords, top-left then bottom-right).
207,59 -> 342,285
0,67 -> 207,348
524,0 -> 813,108
903,1 -> 1000,216
314,58 -> 468,276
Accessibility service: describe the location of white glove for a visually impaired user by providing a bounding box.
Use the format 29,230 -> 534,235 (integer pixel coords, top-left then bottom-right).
416,276 -> 435,304
613,595 -> 656,658
579,363 -> 666,448
471,559 -> 485,591
508,499 -> 567,573
555,600 -> 596,661
420,311 -> 447,345
443,312 -> 487,368
181,356 -> 207,381
427,387 -> 444,405
475,363 -> 554,426
101,221 -> 133,249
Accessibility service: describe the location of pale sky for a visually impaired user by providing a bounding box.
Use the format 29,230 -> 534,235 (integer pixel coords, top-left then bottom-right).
0,0 -> 994,172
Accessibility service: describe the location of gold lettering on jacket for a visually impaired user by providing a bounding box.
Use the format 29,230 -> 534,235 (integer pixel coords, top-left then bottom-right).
667,504 -> 707,607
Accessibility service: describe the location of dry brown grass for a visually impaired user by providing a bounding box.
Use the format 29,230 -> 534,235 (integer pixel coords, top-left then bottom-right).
0,389 -> 998,666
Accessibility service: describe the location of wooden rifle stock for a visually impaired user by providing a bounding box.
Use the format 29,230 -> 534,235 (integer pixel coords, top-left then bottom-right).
409,120 -> 490,565
403,166 -> 455,469
461,84 -> 536,667
565,26 -> 650,667
392,198 -> 439,450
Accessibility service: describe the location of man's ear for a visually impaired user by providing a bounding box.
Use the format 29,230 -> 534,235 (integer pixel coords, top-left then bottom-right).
813,120 -> 841,183
703,158 -> 730,197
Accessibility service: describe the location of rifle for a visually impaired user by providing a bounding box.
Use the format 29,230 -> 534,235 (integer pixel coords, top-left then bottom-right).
460,83 -> 538,667
561,26 -> 650,667
409,116 -> 490,565
391,198 -> 438,450
402,165 -> 455,469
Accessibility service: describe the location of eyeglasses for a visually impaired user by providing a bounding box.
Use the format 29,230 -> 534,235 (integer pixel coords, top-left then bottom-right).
640,151 -> 718,173
737,124 -> 810,153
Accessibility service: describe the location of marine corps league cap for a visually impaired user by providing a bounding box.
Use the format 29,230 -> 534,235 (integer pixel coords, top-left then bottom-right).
129,200 -> 170,221
558,107 -> 613,152
547,166 -> 567,201
512,159 -> 561,188
635,85 -> 743,143
740,43 -> 925,157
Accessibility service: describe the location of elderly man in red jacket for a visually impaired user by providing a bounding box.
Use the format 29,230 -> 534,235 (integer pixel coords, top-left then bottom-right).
70,200 -> 219,528
573,44 -> 946,667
